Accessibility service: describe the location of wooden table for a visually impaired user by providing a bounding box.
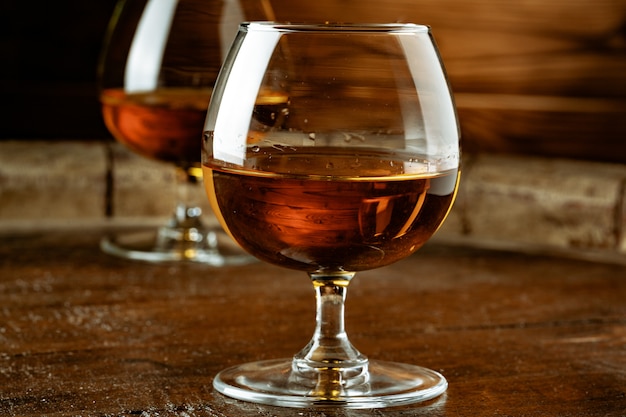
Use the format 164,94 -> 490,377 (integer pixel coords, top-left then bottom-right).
1,230 -> 625,416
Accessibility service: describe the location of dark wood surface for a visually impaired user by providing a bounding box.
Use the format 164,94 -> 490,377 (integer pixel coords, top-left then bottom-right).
1,230 -> 624,416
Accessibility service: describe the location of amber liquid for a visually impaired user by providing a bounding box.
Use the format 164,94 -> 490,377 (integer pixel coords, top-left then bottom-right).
203,149 -> 459,272
101,88 -> 211,165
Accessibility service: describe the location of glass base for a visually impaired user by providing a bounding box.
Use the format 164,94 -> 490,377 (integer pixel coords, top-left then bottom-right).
213,358 -> 447,409
100,225 -> 256,266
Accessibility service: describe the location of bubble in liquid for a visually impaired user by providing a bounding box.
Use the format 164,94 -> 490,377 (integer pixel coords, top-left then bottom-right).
308,133 -> 316,141
326,162 -> 334,169
251,146 -> 260,153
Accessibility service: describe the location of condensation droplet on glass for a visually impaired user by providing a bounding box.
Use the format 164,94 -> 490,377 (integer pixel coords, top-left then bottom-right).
343,132 -> 365,143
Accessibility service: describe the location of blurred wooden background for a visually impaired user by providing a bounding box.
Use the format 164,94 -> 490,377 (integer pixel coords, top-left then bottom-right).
2,0 -> 625,163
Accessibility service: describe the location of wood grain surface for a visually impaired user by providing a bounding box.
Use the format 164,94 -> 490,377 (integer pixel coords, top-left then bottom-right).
1,230 -> 624,416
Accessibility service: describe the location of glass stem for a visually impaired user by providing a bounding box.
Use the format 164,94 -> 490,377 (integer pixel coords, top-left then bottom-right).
157,165 -> 217,250
172,165 -> 204,230
292,272 -> 369,396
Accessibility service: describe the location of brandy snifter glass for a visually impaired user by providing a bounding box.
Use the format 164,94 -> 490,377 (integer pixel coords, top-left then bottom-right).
97,0 -> 265,264
202,22 -> 460,408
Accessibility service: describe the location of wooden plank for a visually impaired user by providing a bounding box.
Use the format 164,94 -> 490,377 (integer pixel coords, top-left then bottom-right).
455,93 -> 626,161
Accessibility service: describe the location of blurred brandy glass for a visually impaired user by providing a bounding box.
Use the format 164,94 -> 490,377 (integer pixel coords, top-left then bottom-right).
98,0 -> 268,264
203,23 -> 460,407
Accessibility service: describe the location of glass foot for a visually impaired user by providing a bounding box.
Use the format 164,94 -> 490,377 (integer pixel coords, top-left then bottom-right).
100,226 -> 256,266
213,358 -> 447,409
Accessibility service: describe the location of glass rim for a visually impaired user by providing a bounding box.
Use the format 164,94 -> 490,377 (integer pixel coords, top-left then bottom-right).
241,22 -> 430,33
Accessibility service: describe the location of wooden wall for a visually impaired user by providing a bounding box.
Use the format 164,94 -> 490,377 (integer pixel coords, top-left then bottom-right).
266,0 -> 626,163
2,0 -> 625,163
